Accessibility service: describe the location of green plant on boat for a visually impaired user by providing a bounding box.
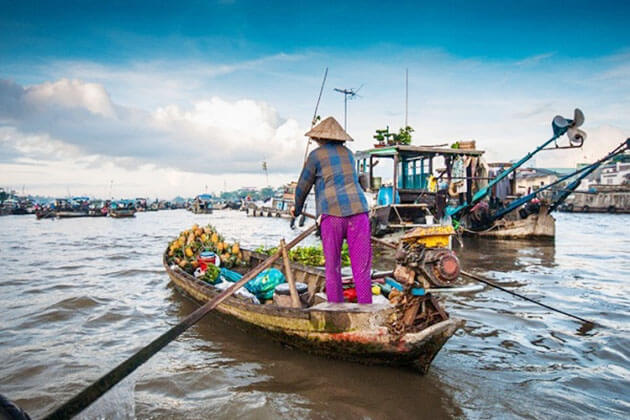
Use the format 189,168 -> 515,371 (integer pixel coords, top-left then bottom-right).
394,126 -> 414,145
373,125 -> 413,146
254,243 -> 350,267
200,264 -> 220,284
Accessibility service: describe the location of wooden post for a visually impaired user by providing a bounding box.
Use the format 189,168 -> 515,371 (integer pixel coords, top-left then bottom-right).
393,152 -> 399,204
280,239 -> 301,308
420,158 -> 425,189
412,159 -> 417,188
369,156 -> 374,191
401,156 -> 407,189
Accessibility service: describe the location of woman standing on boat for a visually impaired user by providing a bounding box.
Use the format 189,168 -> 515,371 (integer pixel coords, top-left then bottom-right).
291,117 -> 372,304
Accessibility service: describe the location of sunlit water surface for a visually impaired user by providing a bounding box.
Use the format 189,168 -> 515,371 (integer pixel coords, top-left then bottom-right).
0,210 -> 628,419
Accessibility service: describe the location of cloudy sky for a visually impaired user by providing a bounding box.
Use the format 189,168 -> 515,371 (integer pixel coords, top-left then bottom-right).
1,0 -> 629,198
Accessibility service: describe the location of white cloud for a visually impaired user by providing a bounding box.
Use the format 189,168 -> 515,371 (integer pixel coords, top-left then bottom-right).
23,78 -> 116,117
0,78 -> 306,178
1,47 -> 629,197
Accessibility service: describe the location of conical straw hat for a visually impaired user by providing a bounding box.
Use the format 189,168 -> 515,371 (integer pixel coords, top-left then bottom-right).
304,116 -> 353,142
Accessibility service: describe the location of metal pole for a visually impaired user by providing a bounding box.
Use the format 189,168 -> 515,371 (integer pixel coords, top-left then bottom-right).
393,152 -> 399,205
344,93 -> 348,131
405,68 -> 408,127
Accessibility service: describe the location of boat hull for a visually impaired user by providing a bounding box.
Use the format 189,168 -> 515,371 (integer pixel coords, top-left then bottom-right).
109,209 -> 136,218
164,249 -> 459,373
190,208 -> 213,214
466,211 -> 555,240
55,211 -> 89,218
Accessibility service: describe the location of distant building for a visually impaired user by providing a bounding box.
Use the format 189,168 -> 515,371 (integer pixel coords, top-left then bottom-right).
515,168 -> 559,196
600,161 -> 630,186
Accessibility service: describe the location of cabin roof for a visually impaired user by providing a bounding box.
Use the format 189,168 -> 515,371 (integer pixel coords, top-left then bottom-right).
355,144 -> 484,159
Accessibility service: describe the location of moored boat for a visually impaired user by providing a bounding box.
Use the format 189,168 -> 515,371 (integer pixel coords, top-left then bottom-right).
109,208 -> 136,218
163,246 -> 460,373
462,206 -> 555,239
190,194 -> 213,214
55,210 -> 89,218
109,200 -> 136,218
88,200 -> 109,217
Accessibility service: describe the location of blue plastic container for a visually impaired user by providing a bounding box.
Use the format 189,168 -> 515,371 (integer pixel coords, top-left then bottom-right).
377,186 -> 401,206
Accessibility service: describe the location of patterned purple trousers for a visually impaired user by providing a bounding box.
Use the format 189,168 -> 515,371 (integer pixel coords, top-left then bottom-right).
320,212 -> 372,304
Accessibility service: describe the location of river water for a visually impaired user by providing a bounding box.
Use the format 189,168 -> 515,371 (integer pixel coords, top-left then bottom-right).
0,210 -> 628,419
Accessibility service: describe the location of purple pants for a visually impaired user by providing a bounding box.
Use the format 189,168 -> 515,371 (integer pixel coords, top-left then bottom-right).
320,212 -> 372,304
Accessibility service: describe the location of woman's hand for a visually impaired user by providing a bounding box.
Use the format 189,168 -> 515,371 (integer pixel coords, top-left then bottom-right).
290,206 -> 296,217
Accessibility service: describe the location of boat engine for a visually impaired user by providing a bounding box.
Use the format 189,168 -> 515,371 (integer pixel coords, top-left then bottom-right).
388,225 -> 460,336
393,225 -> 460,289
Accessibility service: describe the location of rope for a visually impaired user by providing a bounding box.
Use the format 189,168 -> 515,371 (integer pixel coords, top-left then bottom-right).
460,270 -> 598,326
458,223 -> 500,234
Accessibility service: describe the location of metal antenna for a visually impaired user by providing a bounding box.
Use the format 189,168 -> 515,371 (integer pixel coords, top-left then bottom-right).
334,85 -> 362,131
405,69 -> 409,128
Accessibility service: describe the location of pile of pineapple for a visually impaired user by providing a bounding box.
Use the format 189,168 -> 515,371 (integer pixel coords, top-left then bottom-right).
167,223 -> 243,273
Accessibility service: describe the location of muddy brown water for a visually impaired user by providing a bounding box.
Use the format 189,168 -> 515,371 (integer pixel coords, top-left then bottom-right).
0,210 -> 628,419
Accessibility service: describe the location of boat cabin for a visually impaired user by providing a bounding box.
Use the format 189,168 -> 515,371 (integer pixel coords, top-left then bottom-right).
355,145 -> 484,235
271,182 -> 297,213
191,194 -> 213,214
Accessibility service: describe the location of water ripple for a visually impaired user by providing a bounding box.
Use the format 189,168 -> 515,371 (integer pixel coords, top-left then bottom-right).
0,210 -> 627,419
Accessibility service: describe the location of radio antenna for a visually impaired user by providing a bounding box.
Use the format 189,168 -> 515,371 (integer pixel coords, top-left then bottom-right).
333,84 -> 363,131
405,68 -> 409,128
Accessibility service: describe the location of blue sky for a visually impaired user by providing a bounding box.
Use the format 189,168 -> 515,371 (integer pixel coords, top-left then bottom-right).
1,0 -> 629,197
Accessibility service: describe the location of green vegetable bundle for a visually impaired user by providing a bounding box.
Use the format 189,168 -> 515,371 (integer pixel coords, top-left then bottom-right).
254,243 -> 350,267
200,264 -> 220,284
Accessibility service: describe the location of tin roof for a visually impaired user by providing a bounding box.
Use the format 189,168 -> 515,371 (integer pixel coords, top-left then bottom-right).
356,144 -> 484,159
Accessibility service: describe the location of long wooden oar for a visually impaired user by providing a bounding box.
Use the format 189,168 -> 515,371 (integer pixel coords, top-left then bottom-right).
44,223 -> 317,420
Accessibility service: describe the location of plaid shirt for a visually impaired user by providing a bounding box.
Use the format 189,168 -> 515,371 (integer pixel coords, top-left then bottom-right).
294,142 -> 369,217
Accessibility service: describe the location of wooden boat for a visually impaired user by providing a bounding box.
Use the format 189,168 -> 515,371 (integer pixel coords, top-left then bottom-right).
55,210 -> 90,218
190,194 -> 213,214
354,145 -> 485,238
462,205 -> 555,239
464,210 -> 555,239
35,209 -> 55,219
560,186 -> 630,214
109,200 -> 136,218
163,247 -> 460,374
109,208 -> 136,218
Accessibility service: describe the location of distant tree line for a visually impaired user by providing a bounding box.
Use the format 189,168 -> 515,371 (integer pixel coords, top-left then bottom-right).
219,186 -> 276,202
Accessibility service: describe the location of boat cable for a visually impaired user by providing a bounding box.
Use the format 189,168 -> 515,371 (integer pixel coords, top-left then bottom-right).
291,68 -> 329,230
459,270 -> 598,326
42,224 -> 318,420
303,67 -> 329,163
366,227 -> 598,327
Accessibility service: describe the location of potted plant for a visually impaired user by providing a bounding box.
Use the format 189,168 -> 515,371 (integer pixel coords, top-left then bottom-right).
393,126 -> 414,145
373,125 -> 414,147
373,127 -> 389,148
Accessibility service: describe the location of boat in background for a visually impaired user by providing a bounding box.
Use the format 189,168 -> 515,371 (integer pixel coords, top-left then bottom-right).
109,200 -> 136,218
88,200 -> 109,217
355,144 -> 485,237
560,185 -> 630,214
190,194 -> 213,214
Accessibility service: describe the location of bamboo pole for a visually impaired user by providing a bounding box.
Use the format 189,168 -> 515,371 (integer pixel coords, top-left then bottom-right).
280,239 -> 301,308
44,224 -> 317,420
